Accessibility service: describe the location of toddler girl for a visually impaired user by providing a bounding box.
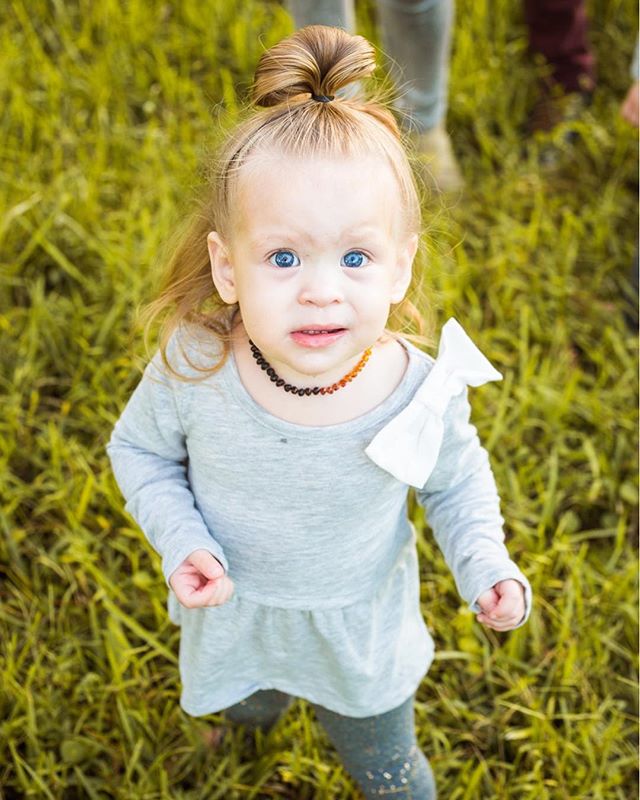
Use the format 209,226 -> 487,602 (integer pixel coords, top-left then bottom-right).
108,25 -> 531,799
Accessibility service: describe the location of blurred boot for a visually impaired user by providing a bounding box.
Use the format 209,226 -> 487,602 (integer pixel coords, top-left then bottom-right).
413,123 -> 464,194
526,83 -> 592,167
526,83 -> 591,135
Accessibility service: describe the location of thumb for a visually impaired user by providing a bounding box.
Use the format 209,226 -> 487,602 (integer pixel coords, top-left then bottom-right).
188,549 -> 225,581
476,586 -> 500,614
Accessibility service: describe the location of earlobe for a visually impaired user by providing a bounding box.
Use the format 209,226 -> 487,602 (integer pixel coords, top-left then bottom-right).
390,234 -> 419,304
207,232 -> 237,304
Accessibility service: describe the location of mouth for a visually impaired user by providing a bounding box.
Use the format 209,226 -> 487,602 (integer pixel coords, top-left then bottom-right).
295,327 -> 346,334
290,327 -> 348,348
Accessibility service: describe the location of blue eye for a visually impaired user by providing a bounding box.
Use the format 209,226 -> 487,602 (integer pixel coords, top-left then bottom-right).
341,250 -> 369,268
269,250 -> 300,268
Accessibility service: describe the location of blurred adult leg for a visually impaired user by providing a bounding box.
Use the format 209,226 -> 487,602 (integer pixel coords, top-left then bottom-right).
286,0 -> 355,31
524,0 -> 595,93
524,0 -> 595,143
286,0 -> 462,192
377,0 -> 461,192
377,0 -> 453,133
290,0 -> 454,132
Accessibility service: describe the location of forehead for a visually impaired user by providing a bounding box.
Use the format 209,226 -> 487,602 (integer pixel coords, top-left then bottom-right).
230,153 -> 406,246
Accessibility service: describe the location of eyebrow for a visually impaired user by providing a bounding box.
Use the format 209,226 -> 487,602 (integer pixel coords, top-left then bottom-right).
249,227 -> 383,250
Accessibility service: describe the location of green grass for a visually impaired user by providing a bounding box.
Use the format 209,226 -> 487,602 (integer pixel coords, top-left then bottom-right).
0,0 -> 637,797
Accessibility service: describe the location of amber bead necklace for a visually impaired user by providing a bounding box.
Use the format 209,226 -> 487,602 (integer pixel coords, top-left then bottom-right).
249,340 -> 372,396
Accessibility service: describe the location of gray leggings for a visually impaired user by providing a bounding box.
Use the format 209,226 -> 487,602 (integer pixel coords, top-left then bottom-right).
224,690 -> 436,799
286,0 -> 454,132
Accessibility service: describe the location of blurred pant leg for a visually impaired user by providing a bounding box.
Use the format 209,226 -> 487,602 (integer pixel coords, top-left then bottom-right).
524,0 -> 596,92
287,0 -> 453,133
285,0 -> 461,189
286,0 -> 355,30
377,0 -> 454,133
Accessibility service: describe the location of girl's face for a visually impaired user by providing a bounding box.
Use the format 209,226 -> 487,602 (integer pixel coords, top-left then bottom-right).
208,153 -> 418,385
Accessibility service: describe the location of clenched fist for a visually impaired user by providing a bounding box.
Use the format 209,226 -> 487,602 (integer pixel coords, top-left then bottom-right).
169,549 -> 235,609
476,579 -> 526,631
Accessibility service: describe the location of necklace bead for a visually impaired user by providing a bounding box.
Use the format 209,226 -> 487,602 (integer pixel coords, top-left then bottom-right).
249,340 -> 372,397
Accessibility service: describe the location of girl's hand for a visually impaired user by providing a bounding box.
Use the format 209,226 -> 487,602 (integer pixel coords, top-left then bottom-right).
621,80 -> 639,127
475,579 -> 525,631
169,549 -> 235,609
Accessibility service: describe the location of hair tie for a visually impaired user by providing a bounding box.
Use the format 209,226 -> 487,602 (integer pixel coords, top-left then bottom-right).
311,93 -> 334,103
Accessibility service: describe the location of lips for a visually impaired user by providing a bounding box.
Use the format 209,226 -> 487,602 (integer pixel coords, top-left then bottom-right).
290,327 -> 347,348
296,328 -> 346,334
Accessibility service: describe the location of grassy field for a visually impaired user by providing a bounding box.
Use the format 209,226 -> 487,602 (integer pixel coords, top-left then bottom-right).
0,0 -> 638,797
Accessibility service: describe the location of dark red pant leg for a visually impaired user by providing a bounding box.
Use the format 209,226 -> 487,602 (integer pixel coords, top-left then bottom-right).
524,0 -> 596,92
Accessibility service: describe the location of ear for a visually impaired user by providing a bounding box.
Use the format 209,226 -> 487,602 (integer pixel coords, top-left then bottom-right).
207,232 -> 237,304
390,233 -> 419,304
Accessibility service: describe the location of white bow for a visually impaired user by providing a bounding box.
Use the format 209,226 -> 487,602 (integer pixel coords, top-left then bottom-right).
365,318 -> 502,488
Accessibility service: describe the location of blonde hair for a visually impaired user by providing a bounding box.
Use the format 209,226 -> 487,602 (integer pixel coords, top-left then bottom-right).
142,25 -> 430,377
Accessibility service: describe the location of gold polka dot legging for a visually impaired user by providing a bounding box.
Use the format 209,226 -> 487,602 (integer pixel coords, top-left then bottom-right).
224,690 -> 436,798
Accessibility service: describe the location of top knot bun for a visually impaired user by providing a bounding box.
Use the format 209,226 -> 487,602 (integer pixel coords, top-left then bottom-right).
252,25 -> 376,107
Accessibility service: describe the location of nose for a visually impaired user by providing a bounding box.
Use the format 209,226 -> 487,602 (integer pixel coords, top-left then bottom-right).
297,263 -> 344,307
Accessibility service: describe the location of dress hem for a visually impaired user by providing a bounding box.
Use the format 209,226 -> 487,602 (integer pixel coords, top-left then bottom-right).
178,650 -> 435,720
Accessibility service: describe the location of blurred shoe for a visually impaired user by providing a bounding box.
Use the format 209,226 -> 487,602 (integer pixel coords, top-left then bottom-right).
527,85 -> 591,135
413,124 -> 464,195
526,84 -> 592,166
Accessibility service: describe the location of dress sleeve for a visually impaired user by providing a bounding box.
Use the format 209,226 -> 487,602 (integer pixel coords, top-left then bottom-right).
416,388 -> 532,627
106,355 -> 228,585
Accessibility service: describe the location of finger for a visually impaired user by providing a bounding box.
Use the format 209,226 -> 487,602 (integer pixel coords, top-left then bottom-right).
494,579 -> 523,597
189,550 -> 225,580
171,570 -> 207,598
490,595 -> 522,621
477,613 -> 522,632
174,574 -> 235,609
186,576 -> 234,608
175,584 -> 210,608
484,620 -> 522,632
491,581 -> 524,618
206,577 -> 235,606
176,567 -> 216,595
476,587 -> 499,614
478,598 -> 524,625
177,574 -> 224,608
169,554 -> 223,595
174,585 -> 202,608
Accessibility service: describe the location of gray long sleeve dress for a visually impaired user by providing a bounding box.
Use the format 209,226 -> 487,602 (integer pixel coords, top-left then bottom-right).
107,323 -> 531,717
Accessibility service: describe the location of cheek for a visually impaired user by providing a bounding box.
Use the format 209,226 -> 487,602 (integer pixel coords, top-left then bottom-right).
238,294 -> 270,326
355,277 -> 396,315
235,275 -> 288,335
355,296 -> 394,337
